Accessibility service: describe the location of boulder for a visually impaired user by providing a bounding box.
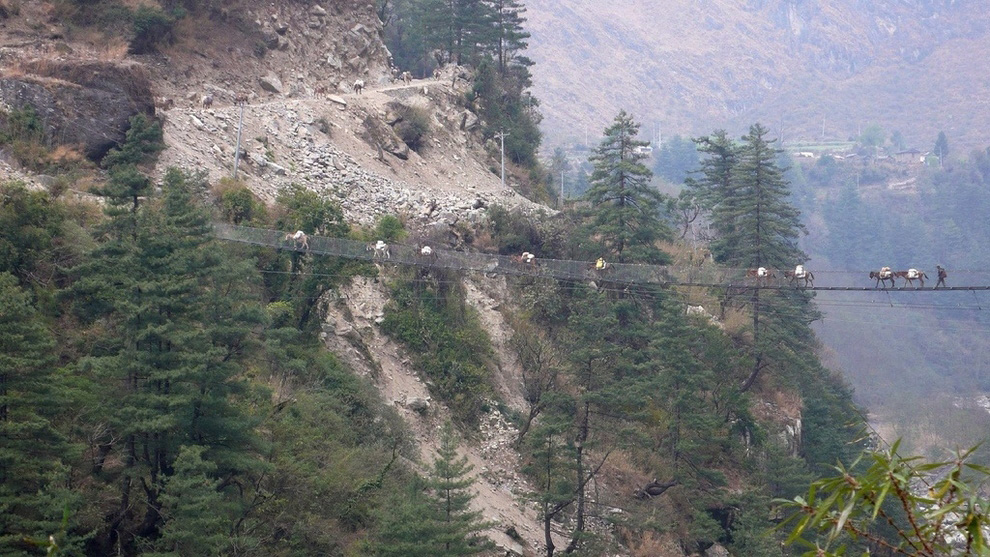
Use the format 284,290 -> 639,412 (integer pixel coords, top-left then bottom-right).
704,543 -> 731,557
460,110 -> 479,131
362,115 -> 410,161
248,152 -> 268,168
261,27 -> 280,49
0,60 -> 154,161
406,397 -> 430,414
258,72 -> 283,94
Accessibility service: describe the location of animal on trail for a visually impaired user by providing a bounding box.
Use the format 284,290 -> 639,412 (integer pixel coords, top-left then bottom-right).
233,93 -> 249,105
314,85 -> 328,97
433,68 -> 442,81
353,79 -> 365,94
202,94 -> 214,108
783,264 -> 815,287
512,252 -> 536,265
401,71 -> 412,85
283,230 -> 309,251
870,267 -> 895,288
745,267 -> 776,285
156,97 -> 174,111
419,245 -> 438,262
368,240 -> 390,260
893,268 -> 928,288
935,265 -> 948,288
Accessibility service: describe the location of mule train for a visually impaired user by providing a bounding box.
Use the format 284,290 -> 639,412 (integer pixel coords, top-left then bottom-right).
740,264 -> 946,289
870,267 -> 937,288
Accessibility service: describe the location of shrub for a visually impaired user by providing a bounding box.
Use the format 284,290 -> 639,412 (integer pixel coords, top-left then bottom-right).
130,5 -> 179,54
380,276 -> 493,423
214,177 -> 265,224
373,215 -> 405,242
486,204 -> 541,255
393,106 -> 430,152
0,106 -> 45,146
0,107 -> 88,173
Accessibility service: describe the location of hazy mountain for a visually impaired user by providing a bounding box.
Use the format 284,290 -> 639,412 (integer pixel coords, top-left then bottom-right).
526,0 -> 990,152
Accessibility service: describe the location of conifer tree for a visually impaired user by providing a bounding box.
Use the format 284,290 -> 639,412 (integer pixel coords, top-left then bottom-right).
73,168 -> 262,551
687,129 -> 738,216
371,425 -> 489,556
429,422 -> 489,555
148,445 -> 234,557
0,181 -> 66,287
488,0 -> 532,77
698,124 -> 809,391
582,111 -> 671,264
371,479 -> 446,557
420,0 -> 496,66
0,272 -> 75,554
711,123 -> 804,270
523,396 -> 577,557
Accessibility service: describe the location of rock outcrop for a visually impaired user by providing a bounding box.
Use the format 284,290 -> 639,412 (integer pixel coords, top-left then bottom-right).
0,61 -> 154,160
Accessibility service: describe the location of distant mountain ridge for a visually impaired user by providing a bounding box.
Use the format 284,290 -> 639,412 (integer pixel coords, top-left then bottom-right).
525,0 -> 990,152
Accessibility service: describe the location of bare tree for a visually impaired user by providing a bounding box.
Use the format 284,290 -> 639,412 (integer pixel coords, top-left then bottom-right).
512,328 -> 562,446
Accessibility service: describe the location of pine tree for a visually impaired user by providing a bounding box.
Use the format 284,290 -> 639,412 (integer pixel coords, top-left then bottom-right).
701,124 -> 809,391
0,272 -> 76,554
488,0 -> 532,77
645,299 -> 725,481
710,124 -> 804,270
686,129 -> 737,213
370,426 -> 489,557
429,422 -> 490,555
420,0 -> 496,66
934,130 -> 949,167
522,396 -> 577,557
582,111 -> 672,264
370,479 -> 447,557
73,169 -> 262,551
0,181 -> 66,287
148,445 -> 234,557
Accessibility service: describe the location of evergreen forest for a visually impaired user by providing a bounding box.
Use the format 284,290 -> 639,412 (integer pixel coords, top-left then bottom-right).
0,107 -> 893,556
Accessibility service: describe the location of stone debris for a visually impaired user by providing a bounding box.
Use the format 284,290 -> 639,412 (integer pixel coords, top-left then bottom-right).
157,97 -> 544,227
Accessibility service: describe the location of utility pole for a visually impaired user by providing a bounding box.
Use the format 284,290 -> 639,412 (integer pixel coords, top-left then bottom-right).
494,130 -> 508,189
822,115 -> 826,141
560,168 -> 564,208
233,104 -> 245,179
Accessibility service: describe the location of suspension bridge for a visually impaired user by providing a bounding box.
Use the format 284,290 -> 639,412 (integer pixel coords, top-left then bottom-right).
213,224 -> 990,292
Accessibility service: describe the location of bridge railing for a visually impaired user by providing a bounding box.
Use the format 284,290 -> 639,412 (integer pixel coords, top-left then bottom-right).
213,224 -> 990,291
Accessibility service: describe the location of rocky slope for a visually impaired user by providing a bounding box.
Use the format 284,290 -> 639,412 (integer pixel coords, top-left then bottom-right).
158,78 -> 540,226
526,0 -> 990,151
